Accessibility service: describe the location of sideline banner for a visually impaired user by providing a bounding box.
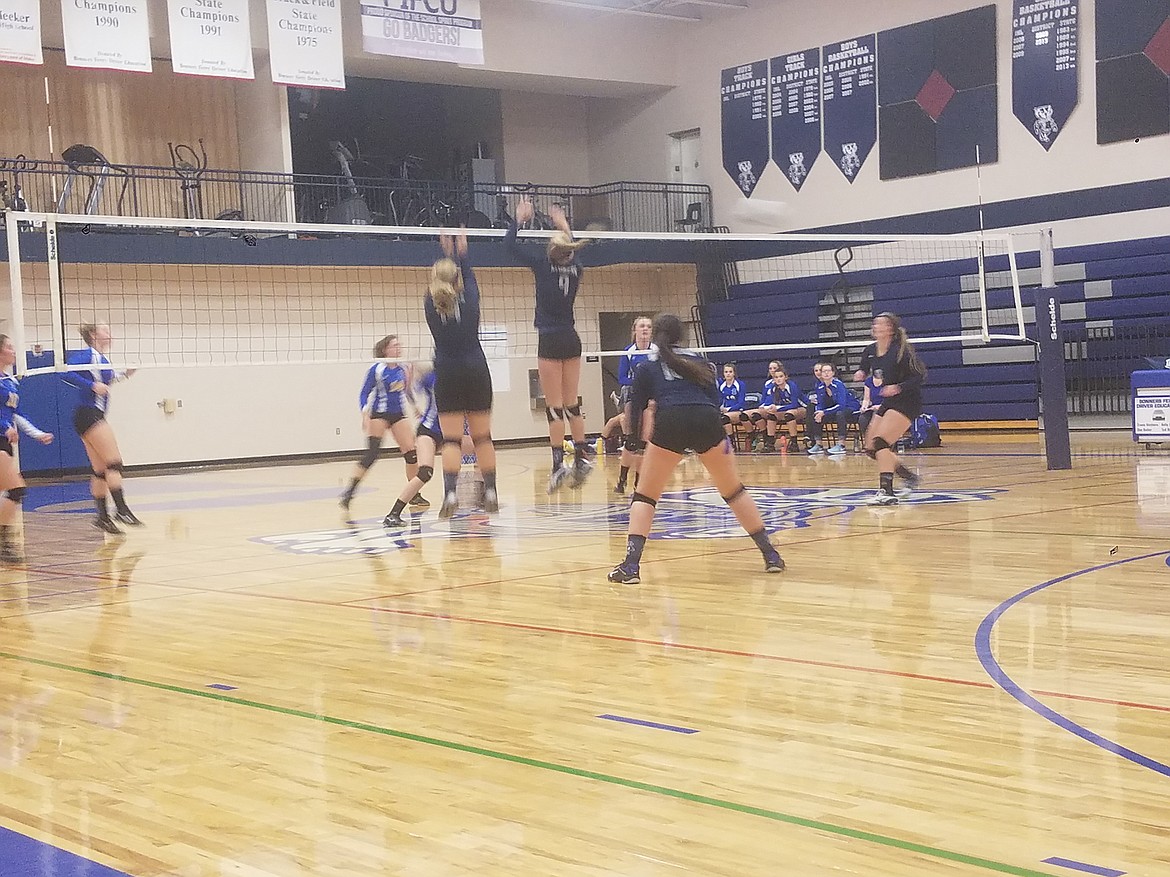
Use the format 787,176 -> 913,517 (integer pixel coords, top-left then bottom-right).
361,0 -> 484,65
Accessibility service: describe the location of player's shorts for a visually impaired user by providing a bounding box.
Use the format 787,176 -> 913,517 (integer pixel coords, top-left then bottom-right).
537,329 -> 582,361
650,406 -> 727,455
435,366 -> 493,414
370,411 -> 405,426
416,424 -> 443,444
0,435 -> 11,457
73,406 -> 105,437
877,391 -> 923,421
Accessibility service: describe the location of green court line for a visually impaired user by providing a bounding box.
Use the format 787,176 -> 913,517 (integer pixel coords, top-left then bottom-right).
0,649 -> 1055,877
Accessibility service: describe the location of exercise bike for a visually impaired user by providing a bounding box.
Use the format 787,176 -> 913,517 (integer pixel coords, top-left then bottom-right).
324,141 -> 372,226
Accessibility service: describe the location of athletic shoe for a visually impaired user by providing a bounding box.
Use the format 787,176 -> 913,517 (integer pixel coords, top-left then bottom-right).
787,438 -> 800,453
94,517 -> 124,535
438,492 -> 459,519
338,491 -> 352,512
897,470 -> 920,499
114,511 -> 145,527
607,563 -> 640,585
547,466 -> 573,494
826,443 -> 847,455
408,494 -> 430,509
763,550 -> 785,573
483,488 -> 499,514
614,481 -> 627,495
570,457 -> 595,488
382,513 -> 406,530
807,444 -> 825,455
867,491 -> 898,506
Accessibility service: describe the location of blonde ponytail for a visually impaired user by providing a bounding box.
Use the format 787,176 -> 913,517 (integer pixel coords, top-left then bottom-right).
428,259 -> 463,319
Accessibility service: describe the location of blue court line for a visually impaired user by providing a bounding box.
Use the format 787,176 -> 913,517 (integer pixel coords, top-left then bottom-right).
207,683 -> 238,691
597,714 -> 699,734
1042,857 -> 1125,877
0,825 -> 132,876
975,550 -> 1170,778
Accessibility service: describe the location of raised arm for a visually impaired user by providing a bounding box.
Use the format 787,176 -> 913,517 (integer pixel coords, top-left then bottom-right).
505,199 -> 542,268
548,202 -> 572,236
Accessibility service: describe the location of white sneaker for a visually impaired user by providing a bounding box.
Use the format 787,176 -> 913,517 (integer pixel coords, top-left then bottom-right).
867,491 -> 898,506
547,466 -> 573,495
807,444 -> 825,455
569,456 -> 595,488
826,443 -> 847,455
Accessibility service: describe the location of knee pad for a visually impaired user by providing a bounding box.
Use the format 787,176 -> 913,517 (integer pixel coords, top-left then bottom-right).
92,469 -> 106,481
472,433 -> 492,446
720,414 -> 731,426
865,447 -> 878,459
6,486 -> 25,505
566,404 -> 582,418
367,436 -> 381,451
872,436 -> 891,454
630,491 -> 657,508
748,412 -> 762,424
417,465 -> 434,484
107,461 -> 124,473
403,450 -> 418,465
546,406 -> 564,424
623,437 -> 646,453
359,447 -> 380,470
722,484 -> 747,504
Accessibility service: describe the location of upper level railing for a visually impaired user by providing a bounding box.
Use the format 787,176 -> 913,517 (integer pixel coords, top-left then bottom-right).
0,156 -> 714,234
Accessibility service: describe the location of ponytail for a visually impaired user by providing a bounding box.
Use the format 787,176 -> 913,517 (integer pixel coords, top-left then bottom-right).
428,259 -> 462,320
879,312 -> 927,379
651,314 -> 714,387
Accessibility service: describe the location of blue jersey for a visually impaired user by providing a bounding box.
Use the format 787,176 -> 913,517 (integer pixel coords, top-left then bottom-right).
359,362 -> 407,416
864,377 -> 885,408
416,370 -> 438,432
618,343 -> 654,386
628,349 -> 720,438
719,379 -> 746,411
426,253 -> 488,372
775,380 -> 806,411
65,346 -> 121,413
505,222 -> 583,334
760,378 -> 780,407
0,373 -> 20,432
815,378 -> 861,414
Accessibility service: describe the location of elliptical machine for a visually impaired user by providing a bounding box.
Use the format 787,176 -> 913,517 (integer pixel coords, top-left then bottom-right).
324,141 -> 372,225
169,140 -> 208,220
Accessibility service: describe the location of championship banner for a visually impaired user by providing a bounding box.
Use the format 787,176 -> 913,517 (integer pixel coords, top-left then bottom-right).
720,60 -> 769,198
769,48 -> 822,192
266,0 -> 345,89
361,0 -> 484,65
1012,0 -> 1078,150
822,35 -> 877,182
0,0 -> 43,65
60,0 -> 152,71
167,0 -> 254,79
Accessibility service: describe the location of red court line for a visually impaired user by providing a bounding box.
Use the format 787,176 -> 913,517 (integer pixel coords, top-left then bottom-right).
225,587 -> 1170,714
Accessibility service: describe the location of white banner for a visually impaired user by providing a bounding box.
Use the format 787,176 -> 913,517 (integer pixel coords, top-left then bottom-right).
0,0 -> 43,64
60,0 -> 152,71
360,0 -> 483,65
167,0 -> 254,79
266,0 -> 344,89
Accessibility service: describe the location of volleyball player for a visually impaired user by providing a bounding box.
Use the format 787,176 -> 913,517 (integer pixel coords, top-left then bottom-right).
65,323 -> 141,534
0,335 -> 53,563
383,365 -> 439,529
718,363 -> 748,438
854,312 -> 926,504
340,335 -> 423,514
507,197 -> 592,493
615,315 -> 654,494
426,228 -> 498,519
745,360 -> 783,452
808,362 -> 860,455
607,314 -> 784,584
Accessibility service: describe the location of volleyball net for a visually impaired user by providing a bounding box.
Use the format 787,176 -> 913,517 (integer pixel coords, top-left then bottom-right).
3,212 -> 1027,386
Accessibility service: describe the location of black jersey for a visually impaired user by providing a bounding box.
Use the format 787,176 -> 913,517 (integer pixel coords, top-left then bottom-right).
858,342 -> 925,393
425,254 -> 488,371
505,221 -> 583,334
628,349 -> 721,439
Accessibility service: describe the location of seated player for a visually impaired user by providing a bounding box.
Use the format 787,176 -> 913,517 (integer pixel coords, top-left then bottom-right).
807,362 -> 860,455
718,363 -> 749,440
744,360 -> 782,452
771,363 -> 808,453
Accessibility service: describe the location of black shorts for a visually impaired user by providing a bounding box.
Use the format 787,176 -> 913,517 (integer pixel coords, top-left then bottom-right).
537,329 -> 582,361
417,424 -> 443,444
0,435 -> 11,457
435,366 -> 493,414
651,406 -> 727,455
877,392 -> 923,421
370,411 -> 405,426
73,406 -> 106,437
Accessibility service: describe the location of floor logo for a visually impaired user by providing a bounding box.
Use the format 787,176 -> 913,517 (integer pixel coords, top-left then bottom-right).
252,486 -> 1004,556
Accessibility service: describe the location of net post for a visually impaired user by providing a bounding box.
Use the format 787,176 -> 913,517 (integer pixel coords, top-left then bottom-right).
1036,228 -> 1072,470
1006,236 -> 1026,339
44,217 -> 66,372
5,216 -> 27,376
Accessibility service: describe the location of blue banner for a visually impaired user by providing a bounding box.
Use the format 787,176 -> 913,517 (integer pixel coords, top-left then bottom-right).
1012,0 -> 1079,150
720,61 -> 770,197
769,49 -> 822,191
822,35 -> 877,182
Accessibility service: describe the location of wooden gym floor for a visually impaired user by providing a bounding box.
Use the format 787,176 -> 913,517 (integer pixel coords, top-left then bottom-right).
0,433 -> 1167,877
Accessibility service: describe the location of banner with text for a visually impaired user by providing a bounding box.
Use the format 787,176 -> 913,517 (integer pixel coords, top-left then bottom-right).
769,48 -> 822,192
168,0 -> 254,79
361,0 -> 483,65
720,61 -> 769,198
61,0 -> 152,71
0,0 -> 43,65
1012,0 -> 1078,150
266,0 -> 344,89
822,35 -> 877,182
